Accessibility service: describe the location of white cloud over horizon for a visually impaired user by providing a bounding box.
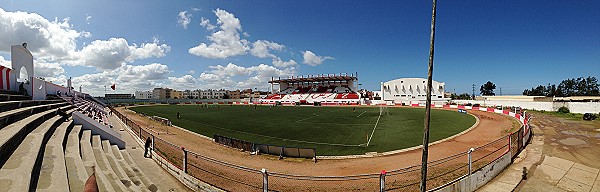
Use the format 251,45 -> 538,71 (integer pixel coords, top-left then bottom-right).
0,7 -> 330,96
196,63 -> 295,91
302,50 -> 333,66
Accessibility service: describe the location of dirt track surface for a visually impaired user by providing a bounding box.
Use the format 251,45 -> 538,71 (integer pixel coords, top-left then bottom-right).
117,106 -> 518,176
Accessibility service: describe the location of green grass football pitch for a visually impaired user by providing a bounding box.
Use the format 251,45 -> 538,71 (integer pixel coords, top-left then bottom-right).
131,105 -> 476,156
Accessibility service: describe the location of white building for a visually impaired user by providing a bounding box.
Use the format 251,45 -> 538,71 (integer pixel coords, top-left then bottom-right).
381,78 -> 449,105
135,90 -> 153,100
199,89 -> 226,99
183,90 -> 201,99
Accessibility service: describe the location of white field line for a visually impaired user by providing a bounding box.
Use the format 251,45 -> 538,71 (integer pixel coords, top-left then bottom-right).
356,111 -> 367,117
295,109 -> 338,122
366,113 -> 382,147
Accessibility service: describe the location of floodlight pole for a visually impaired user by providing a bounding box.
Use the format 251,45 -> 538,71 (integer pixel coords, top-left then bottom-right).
420,0 -> 437,191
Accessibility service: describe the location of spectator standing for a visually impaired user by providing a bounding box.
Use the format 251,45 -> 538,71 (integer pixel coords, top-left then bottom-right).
144,137 -> 152,158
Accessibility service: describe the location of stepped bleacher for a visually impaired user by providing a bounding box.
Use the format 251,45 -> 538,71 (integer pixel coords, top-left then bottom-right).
262,85 -> 361,105
0,90 -> 157,191
263,74 -> 362,105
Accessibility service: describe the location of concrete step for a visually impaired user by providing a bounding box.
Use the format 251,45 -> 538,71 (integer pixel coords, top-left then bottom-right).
119,148 -> 159,192
91,135 -> 128,192
0,89 -> 21,95
80,130 -> 115,192
0,94 -> 31,101
36,120 -> 73,192
0,105 -> 71,166
0,100 -> 39,112
111,145 -> 156,192
102,140 -> 144,191
0,114 -> 63,191
0,101 -> 67,129
65,125 -> 88,192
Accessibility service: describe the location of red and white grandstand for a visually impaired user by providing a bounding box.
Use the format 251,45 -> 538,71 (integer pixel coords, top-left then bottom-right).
261,73 -> 361,106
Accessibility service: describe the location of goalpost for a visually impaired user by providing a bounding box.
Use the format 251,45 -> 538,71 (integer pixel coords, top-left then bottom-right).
379,105 -> 390,116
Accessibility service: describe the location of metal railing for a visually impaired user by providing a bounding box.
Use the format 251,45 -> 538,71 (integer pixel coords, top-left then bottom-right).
110,106 -> 532,192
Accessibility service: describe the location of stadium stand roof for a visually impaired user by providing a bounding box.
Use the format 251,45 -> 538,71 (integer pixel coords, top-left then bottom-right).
269,74 -> 358,83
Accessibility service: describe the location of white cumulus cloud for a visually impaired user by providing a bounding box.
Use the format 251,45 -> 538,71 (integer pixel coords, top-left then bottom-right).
71,38 -> 170,70
302,50 -> 333,66
250,40 -> 284,58
177,11 -> 192,29
35,61 -> 65,77
168,75 -> 198,90
272,58 -> 297,68
200,17 -> 216,30
196,63 -> 295,90
73,63 -> 171,96
0,8 -> 87,60
189,9 -> 249,59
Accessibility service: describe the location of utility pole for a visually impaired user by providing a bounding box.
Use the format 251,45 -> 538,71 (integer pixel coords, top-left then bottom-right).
472,84 -> 476,99
420,0 -> 437,191
499,87 -> 502,96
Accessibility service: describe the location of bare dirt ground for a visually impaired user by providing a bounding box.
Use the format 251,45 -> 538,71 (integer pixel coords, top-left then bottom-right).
512,112 -> 600,192
116,106 -> 518,176
530,112 -> 600,168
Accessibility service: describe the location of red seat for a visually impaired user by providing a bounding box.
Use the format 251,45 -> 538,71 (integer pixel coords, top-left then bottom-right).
335,93 -> 359,99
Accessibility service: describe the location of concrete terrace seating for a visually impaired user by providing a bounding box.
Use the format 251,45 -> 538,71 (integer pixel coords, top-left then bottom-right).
0,106 -> 74,190
0,104 -> 71,162
0,90 -> 30,101
0,99 -> 62,112
0,101 -> 66,129
0,96 -> 157,191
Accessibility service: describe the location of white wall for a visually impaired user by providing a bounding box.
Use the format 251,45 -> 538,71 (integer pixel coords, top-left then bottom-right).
381,78 -> 447,104
45,80 -> 70,96
563,102 -> 600,114
454,100 -> 600,114
73,112 -> 125,149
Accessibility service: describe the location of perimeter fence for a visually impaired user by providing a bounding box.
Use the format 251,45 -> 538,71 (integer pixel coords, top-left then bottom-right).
110,106 -> 532,191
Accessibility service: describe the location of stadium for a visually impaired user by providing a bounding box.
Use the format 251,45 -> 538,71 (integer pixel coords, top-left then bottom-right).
0,44 -> 534,191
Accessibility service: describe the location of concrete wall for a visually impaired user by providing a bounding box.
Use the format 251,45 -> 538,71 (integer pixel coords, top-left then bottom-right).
560,102 -> 600,114
73,112 -> 125,149
45,80 -> 70,96
31,78 -> 47,100
438,152 -> 512,192
453,100 -> 600,114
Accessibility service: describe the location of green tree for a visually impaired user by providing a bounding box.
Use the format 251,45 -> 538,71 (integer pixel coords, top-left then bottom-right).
480,81 -> 496,96
523,76 -> 600,97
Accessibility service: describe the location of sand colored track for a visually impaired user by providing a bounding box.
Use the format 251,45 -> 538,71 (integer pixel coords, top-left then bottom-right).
116,106 -> 518,176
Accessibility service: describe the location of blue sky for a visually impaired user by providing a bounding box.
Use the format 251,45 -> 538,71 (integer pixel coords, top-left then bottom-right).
0,0 -> 598,96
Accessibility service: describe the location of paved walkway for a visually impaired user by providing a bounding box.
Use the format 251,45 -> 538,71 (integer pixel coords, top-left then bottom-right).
520,156 -> 600,192
479,115 -> 600,192
477,130 -> 544,191
108,114 -> 192,192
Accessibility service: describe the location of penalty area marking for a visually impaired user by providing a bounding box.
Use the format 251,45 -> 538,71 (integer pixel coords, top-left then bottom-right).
356,111 -> 367,117
366,111 -> 382,147
295,109 -> 339,122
